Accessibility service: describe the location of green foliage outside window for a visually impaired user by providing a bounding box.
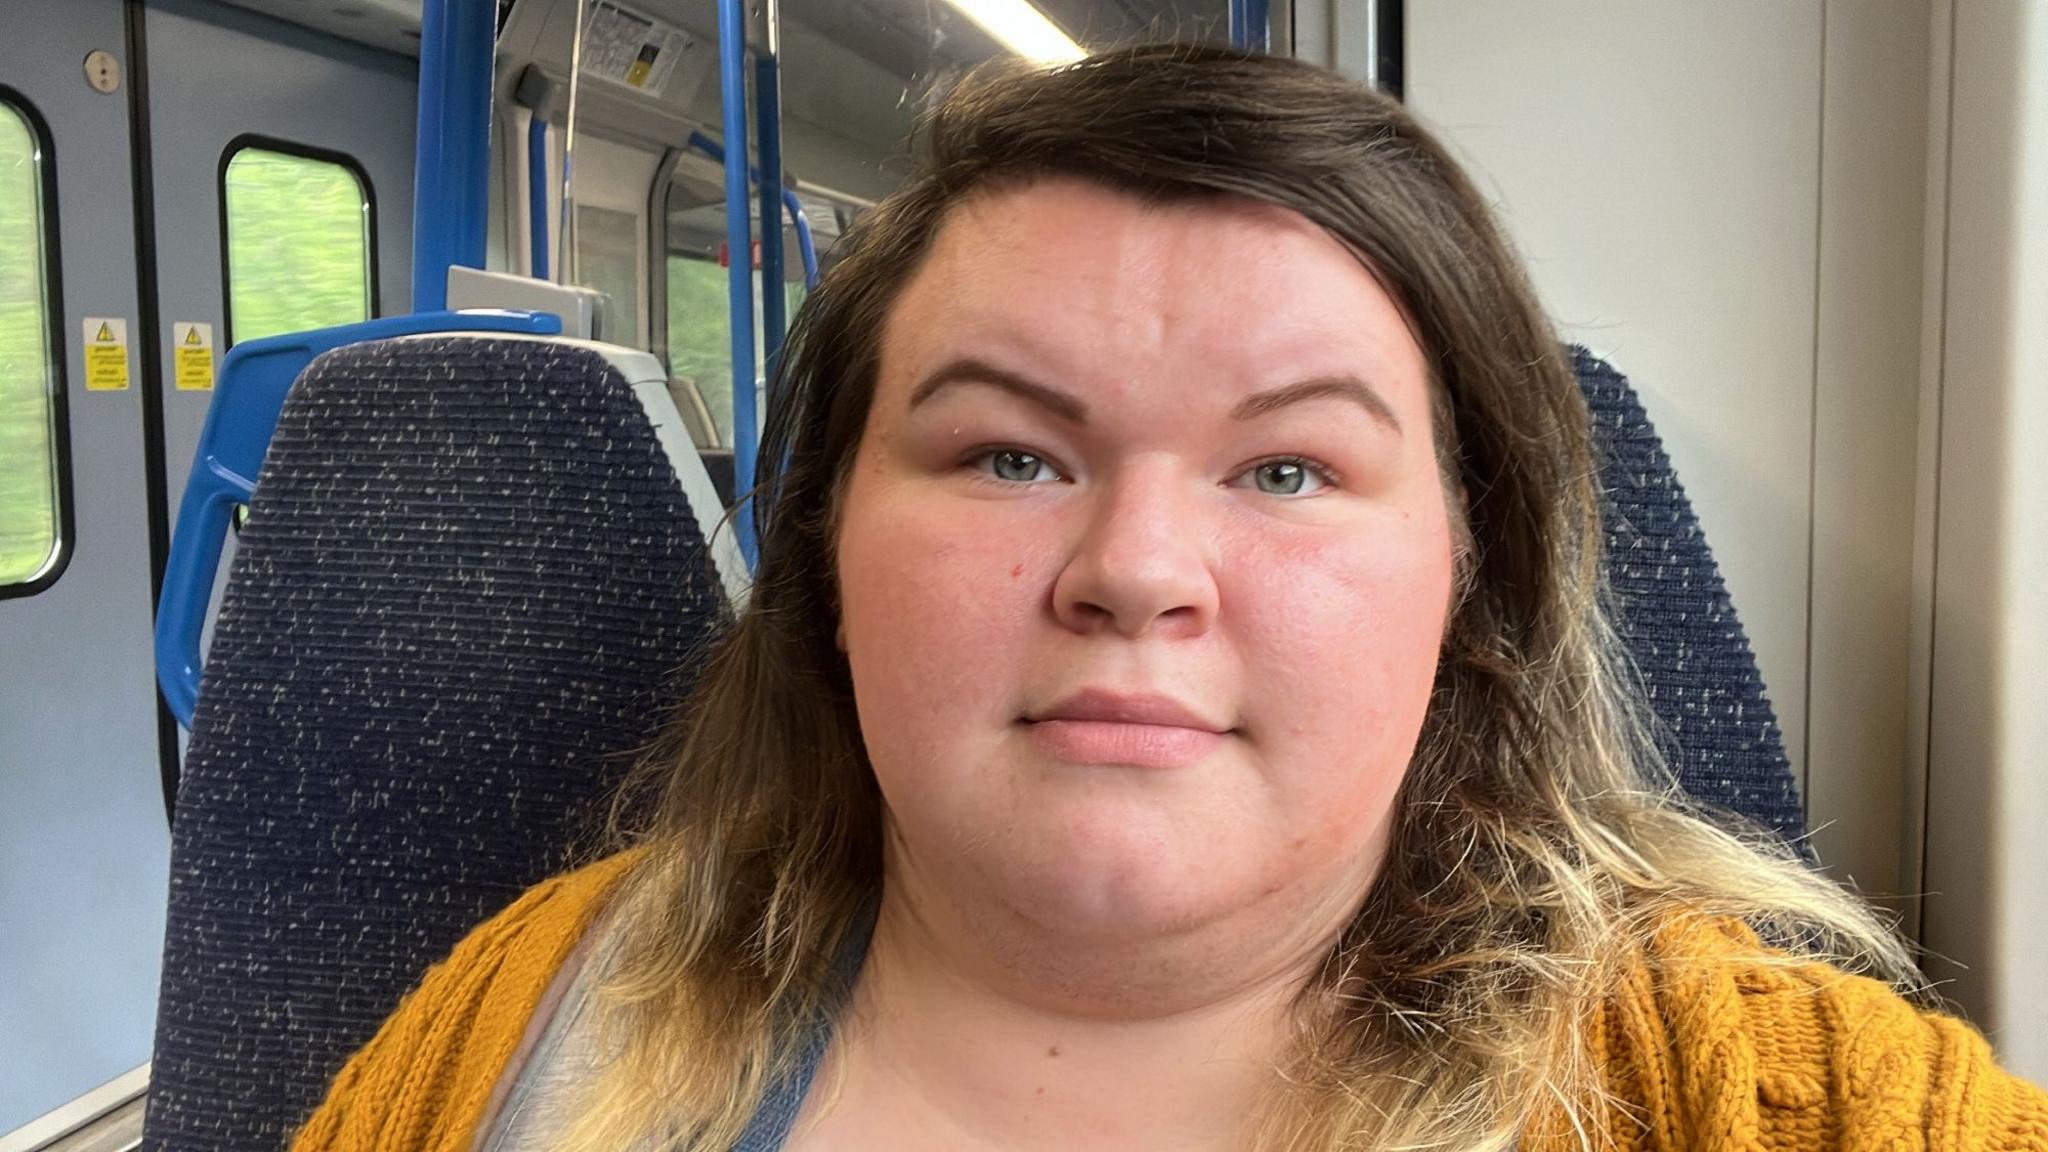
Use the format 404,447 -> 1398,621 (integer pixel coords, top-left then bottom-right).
0,103 -> 57,587
665,254 -> 805,447
223,147 -> 371,343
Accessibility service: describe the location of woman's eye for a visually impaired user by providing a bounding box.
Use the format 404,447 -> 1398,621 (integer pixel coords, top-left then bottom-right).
974,449 -> 1063,484
1229,458 -> 1331,497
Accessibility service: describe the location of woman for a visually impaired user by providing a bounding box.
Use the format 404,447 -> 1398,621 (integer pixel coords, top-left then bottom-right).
294,45 -> 2048,1152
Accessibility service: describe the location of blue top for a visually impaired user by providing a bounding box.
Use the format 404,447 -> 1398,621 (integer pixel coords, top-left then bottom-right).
481,903 -> 878,1151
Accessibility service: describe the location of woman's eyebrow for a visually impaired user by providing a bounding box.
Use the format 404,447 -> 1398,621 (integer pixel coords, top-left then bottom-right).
1232,376 -> 1402,434
905,361 -> 1399,434
906,358 -> 1088,424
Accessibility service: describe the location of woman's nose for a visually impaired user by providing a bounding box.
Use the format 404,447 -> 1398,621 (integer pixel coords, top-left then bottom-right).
1051,467 -> 1221,640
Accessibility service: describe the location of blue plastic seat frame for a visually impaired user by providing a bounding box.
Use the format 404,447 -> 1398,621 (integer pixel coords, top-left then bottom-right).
153,310 -> 563,727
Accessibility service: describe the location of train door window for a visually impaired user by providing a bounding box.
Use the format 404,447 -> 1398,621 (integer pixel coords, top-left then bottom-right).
663,253 -> 807,449
0,94 -> 66,593
575,202 -> 642,346
661,172 -> 812,449
221,140 -> 374,344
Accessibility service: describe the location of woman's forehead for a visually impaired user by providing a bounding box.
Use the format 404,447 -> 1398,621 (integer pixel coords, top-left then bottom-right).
919,178 -> 1360,293
878,178 -> 1427,412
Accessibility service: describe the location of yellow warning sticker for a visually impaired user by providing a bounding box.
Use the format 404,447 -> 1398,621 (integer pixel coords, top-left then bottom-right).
83,317 -> 131,391
173,321 -> 215,391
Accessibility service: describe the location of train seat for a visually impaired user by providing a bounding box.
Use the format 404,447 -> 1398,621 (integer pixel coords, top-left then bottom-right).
137,346 -> 1801,1152
140,333 -> 741,1152
1573,346 -> 1806,852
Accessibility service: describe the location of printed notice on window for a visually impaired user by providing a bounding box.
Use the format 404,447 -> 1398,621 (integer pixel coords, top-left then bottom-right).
580,1 -> 693,97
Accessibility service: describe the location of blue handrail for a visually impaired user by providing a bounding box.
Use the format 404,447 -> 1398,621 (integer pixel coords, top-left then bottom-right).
154,310 -> 564,727
715,0 -> 759,567
1229,0 -> 1270,52
682,131 -> 820,290
411,0 -> 495,311
787,194 -> 817,292
528,114 -> 550,279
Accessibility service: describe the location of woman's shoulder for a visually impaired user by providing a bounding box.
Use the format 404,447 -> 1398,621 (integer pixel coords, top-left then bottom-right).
1584,912 -> 2048,1152
290,849 -> 644,1152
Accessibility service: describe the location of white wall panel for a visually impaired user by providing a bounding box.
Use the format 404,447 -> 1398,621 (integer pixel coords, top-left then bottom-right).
1804,3 -> 1932,912
1920,0 -> 2048,1080
1406,1 -> 1826,798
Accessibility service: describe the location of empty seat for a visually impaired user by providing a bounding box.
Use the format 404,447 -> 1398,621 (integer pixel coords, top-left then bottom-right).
141,334 -> 737,1152
1576,346 -> 1807,852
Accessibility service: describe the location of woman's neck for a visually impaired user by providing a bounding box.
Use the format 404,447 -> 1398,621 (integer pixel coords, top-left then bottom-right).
787,880 -> 1346,1152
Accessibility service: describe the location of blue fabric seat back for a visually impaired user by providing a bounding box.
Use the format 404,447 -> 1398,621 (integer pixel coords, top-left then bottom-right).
141,335 -> 729,1152
1575,347 -> 1805,850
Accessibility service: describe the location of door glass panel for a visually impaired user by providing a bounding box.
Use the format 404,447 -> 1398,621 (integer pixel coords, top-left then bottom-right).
573,202 -> 642,347
0,97 -> 62,590
221,144 -> 372,343
663,249 -> 805,449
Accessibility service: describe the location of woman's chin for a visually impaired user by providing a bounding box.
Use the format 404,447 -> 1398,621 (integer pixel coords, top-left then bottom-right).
978,843 -> 1247,946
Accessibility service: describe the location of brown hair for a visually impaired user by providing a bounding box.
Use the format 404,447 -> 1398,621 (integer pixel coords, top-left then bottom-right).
567,43 -> 1914,1152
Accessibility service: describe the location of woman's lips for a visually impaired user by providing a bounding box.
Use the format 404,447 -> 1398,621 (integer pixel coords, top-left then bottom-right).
1021,690 -> 1232,768
1025,718 -> 1227,768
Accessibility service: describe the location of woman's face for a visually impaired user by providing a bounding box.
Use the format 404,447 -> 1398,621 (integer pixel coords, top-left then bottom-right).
836,178 -> 1454,962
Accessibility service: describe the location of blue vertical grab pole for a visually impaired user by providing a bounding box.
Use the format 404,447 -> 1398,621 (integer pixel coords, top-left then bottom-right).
1229,0 -> 1270,52
755,1 -> 786,398
412,0 -> 496,312
716,0 -> 759,566
528,115 -> 549,279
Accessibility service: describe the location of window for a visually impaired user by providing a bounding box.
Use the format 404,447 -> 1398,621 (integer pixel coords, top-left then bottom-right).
659,165 -> 842,448
0,93 -> 66,593
664,254 -> 806,448
575,202 -> 643,346
221,140 -> 374,344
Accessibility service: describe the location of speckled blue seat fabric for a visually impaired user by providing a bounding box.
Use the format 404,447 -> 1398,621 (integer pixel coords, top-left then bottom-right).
138,341 -> 1803,1152
140,336 -> 728,1152
1574,346 -> 1806,851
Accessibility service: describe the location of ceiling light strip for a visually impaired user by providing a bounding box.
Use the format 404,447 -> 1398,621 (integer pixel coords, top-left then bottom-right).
940,0 -> 1085,63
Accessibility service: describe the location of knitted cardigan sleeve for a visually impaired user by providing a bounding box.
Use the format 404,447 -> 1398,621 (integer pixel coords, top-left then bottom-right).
1583,916 -> 2048,1152
288,852 -> 639,1152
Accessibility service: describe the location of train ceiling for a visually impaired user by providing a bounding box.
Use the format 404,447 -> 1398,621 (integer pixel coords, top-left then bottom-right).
212,0 -> 1228,71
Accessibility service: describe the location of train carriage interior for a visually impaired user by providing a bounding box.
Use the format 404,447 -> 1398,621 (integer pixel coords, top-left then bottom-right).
2,0 -> 2045,1148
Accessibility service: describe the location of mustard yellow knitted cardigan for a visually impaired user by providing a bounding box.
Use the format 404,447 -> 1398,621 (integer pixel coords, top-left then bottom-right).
292,852 -> 2048,1152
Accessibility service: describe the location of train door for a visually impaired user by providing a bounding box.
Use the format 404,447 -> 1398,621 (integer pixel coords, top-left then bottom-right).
140,0 -> 416,645
0,0 -> 169,1133
1,0 -> 419,1133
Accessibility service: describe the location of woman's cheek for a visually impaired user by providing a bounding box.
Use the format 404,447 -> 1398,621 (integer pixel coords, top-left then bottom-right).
1223,514 -> 1451,751
839,474 -> 1048,705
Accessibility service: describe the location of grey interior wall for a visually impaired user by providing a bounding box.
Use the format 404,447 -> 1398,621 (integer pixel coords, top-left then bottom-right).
1918,0 -> 2048,1080
0,0 -> 168,1134
1803,3 -> 1934,915
1404,1 -> 1933,934
1407,2 -> 1831,799
146,0 -> 417,525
